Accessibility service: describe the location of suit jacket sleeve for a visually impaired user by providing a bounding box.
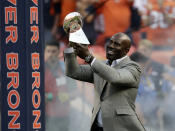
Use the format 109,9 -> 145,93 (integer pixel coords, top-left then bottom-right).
64,49 -> 93,83
91,59 -> 141,87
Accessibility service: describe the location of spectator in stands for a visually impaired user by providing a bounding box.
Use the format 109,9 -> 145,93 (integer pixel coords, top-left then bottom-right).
76,0 -> 98,44
43,0 -> 76,43
45,40 -> 77,131
93,0 -> 134,46
133,0 -> 175,46
130,39 -> 158,130
56,0 -> 76,42
130,39 -> 167,131
43,0 -> 61,42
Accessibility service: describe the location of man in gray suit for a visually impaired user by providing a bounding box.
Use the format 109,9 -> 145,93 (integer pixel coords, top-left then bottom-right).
64,32 -> 146,131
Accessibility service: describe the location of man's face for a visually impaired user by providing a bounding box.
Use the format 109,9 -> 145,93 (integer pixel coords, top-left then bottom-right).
106,36 -> 128,61
45,45 -> 59,62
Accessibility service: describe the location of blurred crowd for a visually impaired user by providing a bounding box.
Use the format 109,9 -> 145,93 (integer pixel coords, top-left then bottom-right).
44,0 -> 175,131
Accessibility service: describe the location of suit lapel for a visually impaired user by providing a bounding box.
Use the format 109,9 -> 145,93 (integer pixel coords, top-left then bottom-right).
100,79 -> 107,100
99,57 -> 130,97
99,61 -> 109,95
102,79 -> 107,89
98,79 -> 106,96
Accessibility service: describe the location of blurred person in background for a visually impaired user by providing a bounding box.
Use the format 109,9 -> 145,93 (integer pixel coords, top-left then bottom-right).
76,0 -> 98,44
80,0 -> 135,47
64,32 -> 146,131
43,0 -> 76,43
43,0 -> 61,42
55,0 -> 76,42
130,39 -> 160,130
45,40 -> 77,131
130,39 -> 171,131
130,38 -> 166,99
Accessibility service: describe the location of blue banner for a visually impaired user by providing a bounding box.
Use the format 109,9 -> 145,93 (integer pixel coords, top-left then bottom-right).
0,0 -> 45,130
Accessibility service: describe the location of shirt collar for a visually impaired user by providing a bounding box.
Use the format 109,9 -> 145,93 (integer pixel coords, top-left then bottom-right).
107,56 -> 128,67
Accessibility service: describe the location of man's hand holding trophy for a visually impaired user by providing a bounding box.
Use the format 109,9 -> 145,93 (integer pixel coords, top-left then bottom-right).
63,12 -> 94,63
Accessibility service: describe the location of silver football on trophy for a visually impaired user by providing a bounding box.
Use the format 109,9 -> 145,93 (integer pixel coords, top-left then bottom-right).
63,12 -> 83,34
63,12 -> 90,45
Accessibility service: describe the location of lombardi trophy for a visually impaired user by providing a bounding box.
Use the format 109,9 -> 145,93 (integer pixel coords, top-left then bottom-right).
63,12 -> 90,45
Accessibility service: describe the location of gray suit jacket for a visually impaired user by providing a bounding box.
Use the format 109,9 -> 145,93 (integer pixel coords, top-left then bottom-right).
64,50 -> 146,131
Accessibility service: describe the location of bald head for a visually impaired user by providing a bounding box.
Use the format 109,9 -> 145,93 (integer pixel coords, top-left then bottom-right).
106,32 -> 131,62
112,32 -> 131,53
112,32 -> 130,40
